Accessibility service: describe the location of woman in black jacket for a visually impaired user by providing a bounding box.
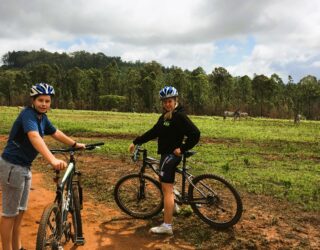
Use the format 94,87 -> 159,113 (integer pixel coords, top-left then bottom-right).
129,86 -> 200,235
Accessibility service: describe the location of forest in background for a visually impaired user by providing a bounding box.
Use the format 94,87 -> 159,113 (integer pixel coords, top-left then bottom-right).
0,49 -> 320,119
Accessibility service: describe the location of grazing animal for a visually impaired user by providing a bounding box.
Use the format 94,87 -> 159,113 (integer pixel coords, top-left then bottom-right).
239,112 -> 248,119
223,110 -> 240,121
223,111 -> 234,120
223,110 -> 248,120
294,114 -> 301,124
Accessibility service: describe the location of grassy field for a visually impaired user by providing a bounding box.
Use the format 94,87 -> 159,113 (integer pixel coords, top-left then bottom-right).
0,106 -> 319,211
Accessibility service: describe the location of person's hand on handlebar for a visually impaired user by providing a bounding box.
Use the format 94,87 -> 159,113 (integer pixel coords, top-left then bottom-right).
74,142 -> 86,149
51,158 -> 67,170
129,143 -> 135,154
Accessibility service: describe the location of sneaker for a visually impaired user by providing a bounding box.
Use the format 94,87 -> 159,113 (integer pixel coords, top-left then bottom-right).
150,223 -> 173,235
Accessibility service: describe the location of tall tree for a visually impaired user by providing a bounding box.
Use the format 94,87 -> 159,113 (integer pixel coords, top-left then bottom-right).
188,67 -> 209,114
252,74 -> 276,116
209,67 -> 233,113
298,75 -> 320,119
233,75 -> 252,112
0,71 -> 16,105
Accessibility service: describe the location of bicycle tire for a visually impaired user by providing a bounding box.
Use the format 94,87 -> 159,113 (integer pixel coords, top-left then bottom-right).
36,203 -> 61,250
188,174 -> 243,229
71,183 -> 84,244
114,174 -> 163,219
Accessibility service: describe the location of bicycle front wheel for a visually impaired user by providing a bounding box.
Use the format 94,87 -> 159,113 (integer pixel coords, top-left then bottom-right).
114,174 -> 163,219
36,203 -> 61,250
188,174 -> 243,229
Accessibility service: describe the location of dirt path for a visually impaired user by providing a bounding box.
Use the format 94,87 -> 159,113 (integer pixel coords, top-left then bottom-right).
2,172 -> 193,250
0,134 -> 319,249
2,171 -> 319,250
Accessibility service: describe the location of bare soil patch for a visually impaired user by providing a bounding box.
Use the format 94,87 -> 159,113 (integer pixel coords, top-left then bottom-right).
0,135 -> 319,249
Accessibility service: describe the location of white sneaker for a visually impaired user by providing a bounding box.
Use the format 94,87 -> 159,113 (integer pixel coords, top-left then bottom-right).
150,223 -> 173,235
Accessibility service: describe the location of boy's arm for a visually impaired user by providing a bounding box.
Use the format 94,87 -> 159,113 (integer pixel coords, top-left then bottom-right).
27,131 -> 66,170
51,129 -> 85,148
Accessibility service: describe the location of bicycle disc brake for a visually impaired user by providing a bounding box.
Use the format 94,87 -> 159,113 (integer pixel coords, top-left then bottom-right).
60,221 -> 71,245
51,240 -> 63,250
207,195 -> 219,206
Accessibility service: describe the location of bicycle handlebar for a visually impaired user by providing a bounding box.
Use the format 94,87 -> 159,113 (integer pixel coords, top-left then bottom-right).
131,144 -> 196,162
51,142 -> 105,154
132,144 -> 144,162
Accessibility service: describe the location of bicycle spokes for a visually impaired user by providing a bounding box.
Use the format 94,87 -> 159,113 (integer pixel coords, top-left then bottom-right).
189,174 -> 242,228
114,174 -> 164,218
37,204 -> 61,250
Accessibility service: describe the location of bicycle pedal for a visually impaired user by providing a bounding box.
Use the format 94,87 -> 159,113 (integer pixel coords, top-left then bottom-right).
75,237 -> 85,245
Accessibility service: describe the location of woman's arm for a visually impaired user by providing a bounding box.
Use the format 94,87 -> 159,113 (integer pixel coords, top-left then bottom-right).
133,118 -> 161,145
178,114 -> 200,153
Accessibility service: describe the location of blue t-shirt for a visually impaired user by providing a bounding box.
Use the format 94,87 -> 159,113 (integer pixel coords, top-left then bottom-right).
1,107 -> 57,167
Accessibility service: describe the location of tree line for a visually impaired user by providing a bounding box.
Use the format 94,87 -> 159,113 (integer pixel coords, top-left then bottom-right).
1,49 -> 320,119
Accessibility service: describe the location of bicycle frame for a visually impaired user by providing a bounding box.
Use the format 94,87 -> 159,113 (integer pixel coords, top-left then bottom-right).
51,149 -> 84,244
117,145 -> 243,228
36,142 -> 104,249
134,147 -> 206,205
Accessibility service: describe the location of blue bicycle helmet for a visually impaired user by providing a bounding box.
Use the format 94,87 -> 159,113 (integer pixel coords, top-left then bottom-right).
159,86 -> 178,100
30,83 -> 55,97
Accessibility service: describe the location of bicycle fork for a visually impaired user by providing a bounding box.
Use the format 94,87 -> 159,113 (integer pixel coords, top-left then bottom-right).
138,174 -> 146,200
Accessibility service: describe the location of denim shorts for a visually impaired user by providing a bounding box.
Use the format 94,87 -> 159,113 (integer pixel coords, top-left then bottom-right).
0,157 -> 32,217
159,154 -> 181,183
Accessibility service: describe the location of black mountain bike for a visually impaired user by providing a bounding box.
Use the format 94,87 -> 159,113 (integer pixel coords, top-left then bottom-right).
114,145 -> 243,229
36,142 -> 104,250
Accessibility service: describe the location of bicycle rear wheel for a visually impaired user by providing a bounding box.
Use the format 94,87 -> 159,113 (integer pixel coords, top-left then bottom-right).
188,174 -> 243,229
36,203 -> 61,250
114,174 -> 163,219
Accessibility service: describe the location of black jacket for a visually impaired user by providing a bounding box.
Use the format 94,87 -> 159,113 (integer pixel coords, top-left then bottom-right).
133,105 -> 200,154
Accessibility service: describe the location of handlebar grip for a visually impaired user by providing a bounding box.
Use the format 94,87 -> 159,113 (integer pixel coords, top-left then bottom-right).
50,142 -> 105,153
85,142 -> 105,150
85,142 -> 105,148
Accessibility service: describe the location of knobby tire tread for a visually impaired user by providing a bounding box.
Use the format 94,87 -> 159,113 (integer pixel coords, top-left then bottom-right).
72,183 -> 83,242
189,173 -> 243,229
114,174 -> 163,219
36,203 -> 61,250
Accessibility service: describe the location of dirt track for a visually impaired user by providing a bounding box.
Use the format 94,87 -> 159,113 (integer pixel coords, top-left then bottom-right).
0,133 -> 319,249
1,170 -> 319,250
0,172 -> 194,250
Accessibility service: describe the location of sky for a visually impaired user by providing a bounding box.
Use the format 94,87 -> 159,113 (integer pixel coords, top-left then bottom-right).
1,0 -> 320,82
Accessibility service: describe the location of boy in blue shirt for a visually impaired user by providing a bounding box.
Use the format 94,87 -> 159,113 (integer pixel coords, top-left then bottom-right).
0,83 -> 85,250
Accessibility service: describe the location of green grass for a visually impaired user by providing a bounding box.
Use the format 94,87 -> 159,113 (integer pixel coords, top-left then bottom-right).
1,106 -> 320,210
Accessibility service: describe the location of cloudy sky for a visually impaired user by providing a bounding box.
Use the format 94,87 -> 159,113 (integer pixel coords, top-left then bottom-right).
1,0 -> 320,82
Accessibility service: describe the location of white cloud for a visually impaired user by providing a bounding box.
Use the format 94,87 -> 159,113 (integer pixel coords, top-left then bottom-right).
0,0 -> 320,80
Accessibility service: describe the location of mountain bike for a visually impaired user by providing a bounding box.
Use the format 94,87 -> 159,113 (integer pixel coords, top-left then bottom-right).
36,142 -> 104,250
114,145 -> 243,229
